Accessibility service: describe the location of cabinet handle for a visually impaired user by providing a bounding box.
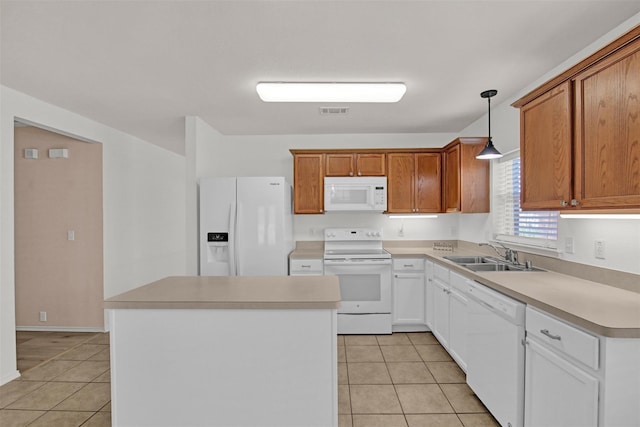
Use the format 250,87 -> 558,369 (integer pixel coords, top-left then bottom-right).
560,200 -> 568,207
540,329 -> 562,341
571,199 -> 579,207
349,172 -> 354,176
357,171 -> 362,176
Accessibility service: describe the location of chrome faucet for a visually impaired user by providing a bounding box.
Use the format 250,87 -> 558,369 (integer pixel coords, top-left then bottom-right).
479,242 -> 518,264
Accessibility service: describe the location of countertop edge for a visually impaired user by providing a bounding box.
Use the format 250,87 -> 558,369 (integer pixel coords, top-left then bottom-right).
384,247 -> 640,339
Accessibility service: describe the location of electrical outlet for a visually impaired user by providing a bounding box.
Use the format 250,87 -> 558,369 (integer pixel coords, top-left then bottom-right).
594,240 -> 606,259
564,237 -> 574,254
39,311 -> 47,322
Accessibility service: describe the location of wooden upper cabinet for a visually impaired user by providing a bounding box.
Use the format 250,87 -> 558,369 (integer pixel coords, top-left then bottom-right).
443,139 -> 490,213
292,153 -> 324,214
325,154 -> 355,176
387,153 -> 415,213
521,69 -> 640,210
415,153 -> 442,212
444,145 -> 460,212
387,152 -> 441,213
520,81 -> 573,210
326,153 -> 385,176
573,40 -> 640,209
515,31 -> 640,211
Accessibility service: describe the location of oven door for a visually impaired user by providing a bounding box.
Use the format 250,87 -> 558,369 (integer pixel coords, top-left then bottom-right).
323,259 -> 392,314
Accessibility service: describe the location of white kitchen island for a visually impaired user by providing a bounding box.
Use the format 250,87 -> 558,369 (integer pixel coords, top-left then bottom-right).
104,275 -> 341,427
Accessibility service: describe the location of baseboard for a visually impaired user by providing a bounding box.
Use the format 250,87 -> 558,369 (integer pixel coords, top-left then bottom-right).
16,326 -> 106,333
1,370 -> 21,386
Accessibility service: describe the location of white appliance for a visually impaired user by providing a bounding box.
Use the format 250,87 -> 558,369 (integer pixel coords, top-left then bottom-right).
199,177 -> 293,276
323,228 -> 392,334
466,279 -> 526,427
324,176 -> 387,212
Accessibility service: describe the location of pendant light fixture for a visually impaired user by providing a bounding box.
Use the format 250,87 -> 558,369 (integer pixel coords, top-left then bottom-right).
476,89 -> 503,160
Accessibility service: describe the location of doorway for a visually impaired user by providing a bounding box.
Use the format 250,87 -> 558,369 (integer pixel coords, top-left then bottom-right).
13,124 -> 104,372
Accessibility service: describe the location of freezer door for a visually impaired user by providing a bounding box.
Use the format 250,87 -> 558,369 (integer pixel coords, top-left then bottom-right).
236,177 -> 292,275
199,177 -> 236,276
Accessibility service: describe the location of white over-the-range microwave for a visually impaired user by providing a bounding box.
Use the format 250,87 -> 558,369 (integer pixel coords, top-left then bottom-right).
324,176 -> 387,212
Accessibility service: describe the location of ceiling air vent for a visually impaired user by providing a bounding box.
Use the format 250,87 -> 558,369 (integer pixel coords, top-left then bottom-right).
319,107 -> 349,115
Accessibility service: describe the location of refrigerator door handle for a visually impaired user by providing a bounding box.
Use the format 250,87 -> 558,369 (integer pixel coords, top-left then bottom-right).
235,202 -> 242,276
229,202 -> 237,276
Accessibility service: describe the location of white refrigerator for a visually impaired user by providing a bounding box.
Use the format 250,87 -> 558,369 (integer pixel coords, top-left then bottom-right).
199,177 -> 293,276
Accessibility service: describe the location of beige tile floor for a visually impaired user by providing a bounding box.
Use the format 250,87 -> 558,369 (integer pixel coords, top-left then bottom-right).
2,331 -> 498,427
1,331 -> 110,427
338,333 -> 499,427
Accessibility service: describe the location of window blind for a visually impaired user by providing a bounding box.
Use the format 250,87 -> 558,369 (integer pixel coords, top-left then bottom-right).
494,154 -> 558,247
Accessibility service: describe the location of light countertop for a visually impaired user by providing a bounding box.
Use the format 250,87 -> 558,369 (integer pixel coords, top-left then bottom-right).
288,243 -> 640,338
384,246 -> 640,338
105,275 -> 341,310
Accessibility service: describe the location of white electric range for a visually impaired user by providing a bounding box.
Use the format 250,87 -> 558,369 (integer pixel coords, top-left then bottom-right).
323,228 -> 392,334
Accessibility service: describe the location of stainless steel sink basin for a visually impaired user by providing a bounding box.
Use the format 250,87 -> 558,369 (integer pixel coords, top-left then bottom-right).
443,255 -> 496,264
462,263 -> 545,272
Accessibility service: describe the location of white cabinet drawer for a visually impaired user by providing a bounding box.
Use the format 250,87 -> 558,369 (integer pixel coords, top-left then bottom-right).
434,263 -> 450,282
290,258 -> 323,275
449,271 -> 467,293
393,258 -> 425,271
526,307 -> 599,370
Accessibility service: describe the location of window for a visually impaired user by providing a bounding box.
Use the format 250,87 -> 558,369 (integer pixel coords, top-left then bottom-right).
494,153 -> 558,248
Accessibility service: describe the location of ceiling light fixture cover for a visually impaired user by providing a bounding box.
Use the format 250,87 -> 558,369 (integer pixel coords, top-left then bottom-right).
256,82 -> 406,103
476,89 -> 503,160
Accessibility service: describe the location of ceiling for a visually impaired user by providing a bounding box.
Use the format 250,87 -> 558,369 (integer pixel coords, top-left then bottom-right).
2,1 -> 640,155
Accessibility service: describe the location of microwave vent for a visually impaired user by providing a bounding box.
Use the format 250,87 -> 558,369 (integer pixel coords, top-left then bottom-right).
320,107 -> 349,115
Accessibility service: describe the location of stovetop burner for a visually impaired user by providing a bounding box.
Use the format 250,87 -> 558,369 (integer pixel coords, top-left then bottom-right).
323,228 -> 390,260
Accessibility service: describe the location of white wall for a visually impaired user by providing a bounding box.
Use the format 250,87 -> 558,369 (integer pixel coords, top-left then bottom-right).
0,86 -> 187,384
457,12 -> 640,275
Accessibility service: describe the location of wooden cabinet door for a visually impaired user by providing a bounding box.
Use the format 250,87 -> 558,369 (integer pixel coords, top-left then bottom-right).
444,145 -> 461,212
325,153 -> 355,176
574,41 -> 640,208
356,153 -> 386,176
415,153 -> 442,213
459,143 -> 490,213
520,81 -> 573,210
293,154 -> 324,214
387,153 -> 415,212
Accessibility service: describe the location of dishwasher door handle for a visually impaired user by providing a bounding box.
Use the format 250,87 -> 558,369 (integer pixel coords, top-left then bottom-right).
540,329 -> 562,341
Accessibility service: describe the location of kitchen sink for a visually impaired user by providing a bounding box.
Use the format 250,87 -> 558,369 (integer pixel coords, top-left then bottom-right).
462,263 -> 545,272
443,254 -> 544,272
443,255 -> 496,264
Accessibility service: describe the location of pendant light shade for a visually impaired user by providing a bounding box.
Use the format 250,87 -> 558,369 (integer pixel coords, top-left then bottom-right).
476,89 -> 503,160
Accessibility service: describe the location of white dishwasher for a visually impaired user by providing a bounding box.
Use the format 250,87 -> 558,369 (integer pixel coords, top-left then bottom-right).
466,280 -> 525,427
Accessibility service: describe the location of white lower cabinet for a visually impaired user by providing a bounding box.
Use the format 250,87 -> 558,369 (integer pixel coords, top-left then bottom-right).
431,264 -> 467,371
425,260 -> 434,330
289,258 -> 323,276
392,258 -> 427,332
524,306 -> 640,427
525,336 -> 598,427
432,263 -> 450,347
448,276 -> 467,372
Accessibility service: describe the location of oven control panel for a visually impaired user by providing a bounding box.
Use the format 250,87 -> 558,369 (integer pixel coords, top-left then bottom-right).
325,228 -> 383,241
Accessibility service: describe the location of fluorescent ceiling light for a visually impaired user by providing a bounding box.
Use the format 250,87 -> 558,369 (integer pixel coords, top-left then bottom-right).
256,82 -> 406,103
560,214 -> 640,219
388,214 -> 438,219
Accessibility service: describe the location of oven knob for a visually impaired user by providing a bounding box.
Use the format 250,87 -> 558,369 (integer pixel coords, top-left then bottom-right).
375,232 -> 381,237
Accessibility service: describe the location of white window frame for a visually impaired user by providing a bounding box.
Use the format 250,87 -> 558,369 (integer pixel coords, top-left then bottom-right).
493,150 -> 559,251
